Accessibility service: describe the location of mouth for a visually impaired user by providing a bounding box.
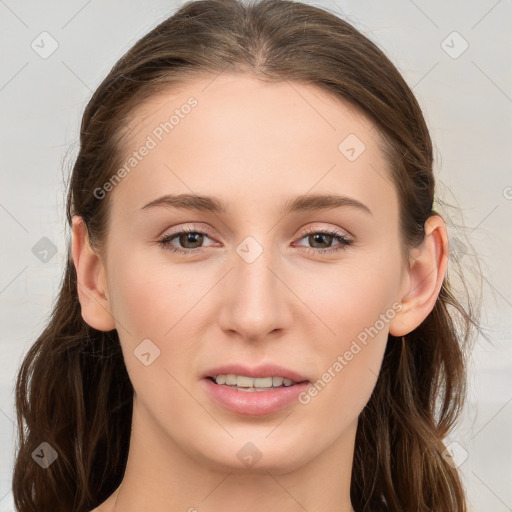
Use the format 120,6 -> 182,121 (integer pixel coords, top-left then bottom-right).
201,367 -> 311,415
205,374 -> 308,392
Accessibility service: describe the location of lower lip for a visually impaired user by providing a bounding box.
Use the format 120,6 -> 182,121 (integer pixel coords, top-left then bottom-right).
201,378 -> 310,416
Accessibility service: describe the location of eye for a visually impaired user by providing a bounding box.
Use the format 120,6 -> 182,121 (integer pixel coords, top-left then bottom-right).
294,227 -> 354,256
158,225 -> 216,255
157,225 -> 354,256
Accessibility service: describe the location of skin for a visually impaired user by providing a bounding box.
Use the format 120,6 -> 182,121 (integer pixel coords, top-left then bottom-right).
72,73 -> 449,512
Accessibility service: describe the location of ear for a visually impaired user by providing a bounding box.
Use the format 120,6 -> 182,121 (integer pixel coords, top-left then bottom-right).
71,215 -> 116,332
389,214 -> 449,336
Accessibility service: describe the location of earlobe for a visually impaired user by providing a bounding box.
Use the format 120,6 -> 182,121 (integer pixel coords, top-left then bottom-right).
71,215 -> 116,332
389,215 -> 449,336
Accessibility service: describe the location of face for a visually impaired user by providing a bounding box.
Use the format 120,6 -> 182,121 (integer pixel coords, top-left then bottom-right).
86,74 -> 415,473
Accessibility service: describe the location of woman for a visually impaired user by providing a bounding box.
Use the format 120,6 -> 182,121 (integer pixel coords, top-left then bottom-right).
12,0 -> 480,510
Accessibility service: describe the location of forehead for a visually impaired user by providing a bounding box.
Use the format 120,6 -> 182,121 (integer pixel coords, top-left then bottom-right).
111,73 -> 396,219
123,73 -> 377,150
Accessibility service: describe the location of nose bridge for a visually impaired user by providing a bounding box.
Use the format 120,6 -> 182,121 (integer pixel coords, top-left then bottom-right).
237,240 -> 277,298
218,234 -> 290,338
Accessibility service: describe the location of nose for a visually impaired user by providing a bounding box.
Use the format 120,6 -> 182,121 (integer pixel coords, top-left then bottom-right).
216,242 -> 293,342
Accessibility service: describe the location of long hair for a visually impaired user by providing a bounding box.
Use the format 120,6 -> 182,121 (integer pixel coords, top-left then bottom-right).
12,1 -> 482,510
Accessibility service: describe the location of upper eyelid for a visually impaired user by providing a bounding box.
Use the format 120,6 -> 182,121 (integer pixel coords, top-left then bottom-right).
162,222 -> 352,238
161,224 -> 353,245
299,224 -> 352,238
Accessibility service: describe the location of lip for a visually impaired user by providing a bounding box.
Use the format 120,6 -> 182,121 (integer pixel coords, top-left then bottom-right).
201,363 -> 311,416
201,378 -> 310,416
202,363 -> 309,383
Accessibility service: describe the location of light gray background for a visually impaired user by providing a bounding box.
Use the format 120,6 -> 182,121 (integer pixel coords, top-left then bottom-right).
1,1 -> 511,510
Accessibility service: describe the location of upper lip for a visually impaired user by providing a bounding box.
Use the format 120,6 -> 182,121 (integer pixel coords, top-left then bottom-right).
203,363 -> 309,383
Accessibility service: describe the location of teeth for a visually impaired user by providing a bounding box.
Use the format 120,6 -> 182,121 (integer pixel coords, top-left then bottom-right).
213,374 -> 297,389
272,376 -> 283,387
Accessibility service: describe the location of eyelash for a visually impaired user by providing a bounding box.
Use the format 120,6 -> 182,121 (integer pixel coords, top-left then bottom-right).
158,225 -> 354,256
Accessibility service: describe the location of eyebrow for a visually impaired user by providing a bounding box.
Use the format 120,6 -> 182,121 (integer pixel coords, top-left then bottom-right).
141,193 -> 373,217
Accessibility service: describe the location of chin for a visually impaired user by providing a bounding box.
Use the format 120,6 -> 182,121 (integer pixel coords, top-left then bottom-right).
190,431 -> 315,475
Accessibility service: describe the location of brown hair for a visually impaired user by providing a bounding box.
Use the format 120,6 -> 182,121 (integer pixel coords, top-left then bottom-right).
12,0 -> 482,510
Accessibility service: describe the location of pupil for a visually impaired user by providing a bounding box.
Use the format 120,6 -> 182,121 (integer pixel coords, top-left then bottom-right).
311,233 -> 331,248
181,232 -> 203,248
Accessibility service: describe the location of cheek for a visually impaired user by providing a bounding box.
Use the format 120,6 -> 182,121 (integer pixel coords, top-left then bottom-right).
106,252 -> 212,384
297,256 -> 398,405
297,276 -> 391,435
299,258 -> 398,342
107,252 -> 196,339
106,257 -> 203,407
